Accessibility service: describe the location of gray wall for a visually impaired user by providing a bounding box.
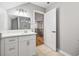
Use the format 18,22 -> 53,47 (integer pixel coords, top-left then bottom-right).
58,2 -> 79,56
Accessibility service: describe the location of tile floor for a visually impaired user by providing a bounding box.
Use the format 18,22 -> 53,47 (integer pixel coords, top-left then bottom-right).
36,45 -> 64,56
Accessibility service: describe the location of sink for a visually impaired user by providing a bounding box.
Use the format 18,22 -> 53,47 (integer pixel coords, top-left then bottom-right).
24,30 -> 28,33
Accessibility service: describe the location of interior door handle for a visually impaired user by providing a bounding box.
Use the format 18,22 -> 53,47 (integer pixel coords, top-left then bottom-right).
52,31 -> 56,33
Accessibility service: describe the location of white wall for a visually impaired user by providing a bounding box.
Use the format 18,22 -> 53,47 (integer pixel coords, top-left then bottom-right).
8,3 -> 45,31
0,8 -> 8,31
58,2 -> 79,56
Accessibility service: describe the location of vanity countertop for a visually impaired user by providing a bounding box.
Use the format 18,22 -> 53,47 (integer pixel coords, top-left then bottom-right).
0,31 -> 36,38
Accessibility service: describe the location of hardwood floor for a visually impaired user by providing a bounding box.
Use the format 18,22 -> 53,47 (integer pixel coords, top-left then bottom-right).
36,34 -> 44,46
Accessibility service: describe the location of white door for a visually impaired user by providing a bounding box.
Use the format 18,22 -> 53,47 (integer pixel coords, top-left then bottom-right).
44,8 -> 56,51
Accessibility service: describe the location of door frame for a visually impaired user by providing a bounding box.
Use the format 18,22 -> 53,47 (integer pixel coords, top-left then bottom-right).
33,10 -> 45,45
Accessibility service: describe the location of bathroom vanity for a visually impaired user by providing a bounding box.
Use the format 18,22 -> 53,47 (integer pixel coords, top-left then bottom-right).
0,31 -> 36,56
0,7 -> 37,56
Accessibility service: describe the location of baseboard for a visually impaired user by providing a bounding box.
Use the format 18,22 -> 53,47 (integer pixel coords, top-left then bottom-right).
58,49 -> 71,56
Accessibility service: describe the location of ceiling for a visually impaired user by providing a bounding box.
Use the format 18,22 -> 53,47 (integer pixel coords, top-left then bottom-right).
0,2 -> 55,10
0,2 -> 25,10
31,2 -> 55,8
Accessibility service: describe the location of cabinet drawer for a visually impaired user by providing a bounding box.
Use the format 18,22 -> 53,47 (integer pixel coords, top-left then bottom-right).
5,44 -> 18,56
8,45 -> 16,51
4,37 -> 18,44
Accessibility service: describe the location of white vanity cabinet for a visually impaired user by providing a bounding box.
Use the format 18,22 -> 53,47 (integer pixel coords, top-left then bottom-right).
1,37 -> 18,56
19,35 -> 36,56
0,33 -> 36,56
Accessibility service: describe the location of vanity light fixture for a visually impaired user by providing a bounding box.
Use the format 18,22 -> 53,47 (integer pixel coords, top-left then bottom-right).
16,8 -> 27,16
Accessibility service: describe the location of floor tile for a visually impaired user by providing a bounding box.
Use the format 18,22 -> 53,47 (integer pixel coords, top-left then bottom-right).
36,44 -> 64,56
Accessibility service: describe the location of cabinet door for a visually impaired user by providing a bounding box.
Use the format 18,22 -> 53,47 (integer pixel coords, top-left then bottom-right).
19,35 -> 36,56
29,39 -> 36,56
19,36 -> 29,56
4,37 -> 18,56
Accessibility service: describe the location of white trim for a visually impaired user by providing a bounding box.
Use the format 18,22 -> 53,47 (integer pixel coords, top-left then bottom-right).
58,49 -> 71,56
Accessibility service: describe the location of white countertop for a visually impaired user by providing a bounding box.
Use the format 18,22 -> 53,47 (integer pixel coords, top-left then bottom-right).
0,30 -> 36,38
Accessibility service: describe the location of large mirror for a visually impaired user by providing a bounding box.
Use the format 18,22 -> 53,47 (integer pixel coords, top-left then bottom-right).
9,15 -> 31,30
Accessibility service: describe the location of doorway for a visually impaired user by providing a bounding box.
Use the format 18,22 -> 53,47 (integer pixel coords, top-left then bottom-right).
34,11 -> 44,46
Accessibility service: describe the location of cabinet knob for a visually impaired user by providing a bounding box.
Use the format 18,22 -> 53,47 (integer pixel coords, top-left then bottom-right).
9,47 -> 15,51
27,40 -> 30,46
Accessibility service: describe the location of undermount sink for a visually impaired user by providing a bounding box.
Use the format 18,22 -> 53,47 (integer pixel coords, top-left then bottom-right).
24,30 -> 28,33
